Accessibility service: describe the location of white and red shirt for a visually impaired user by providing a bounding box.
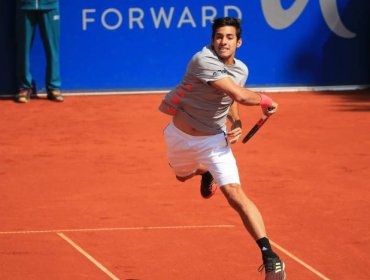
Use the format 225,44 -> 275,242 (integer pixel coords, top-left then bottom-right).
159,45 -> 249,134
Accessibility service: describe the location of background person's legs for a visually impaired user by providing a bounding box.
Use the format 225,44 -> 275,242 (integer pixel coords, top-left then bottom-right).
38,8 -> 61,91
16,10 -> 37,90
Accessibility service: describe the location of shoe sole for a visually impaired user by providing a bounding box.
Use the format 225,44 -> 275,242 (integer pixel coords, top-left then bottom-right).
264,261 -> 286,280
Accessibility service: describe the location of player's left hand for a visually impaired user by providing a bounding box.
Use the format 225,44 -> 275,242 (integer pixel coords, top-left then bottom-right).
227,120 -> 242,144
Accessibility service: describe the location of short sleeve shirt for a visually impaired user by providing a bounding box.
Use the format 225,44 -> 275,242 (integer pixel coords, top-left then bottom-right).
159,45 -> 249,134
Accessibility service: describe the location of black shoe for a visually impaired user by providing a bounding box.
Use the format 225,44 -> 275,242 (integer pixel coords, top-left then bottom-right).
200,171 -> 217,199
259,256 -> 286,280
47,90 -> 64,102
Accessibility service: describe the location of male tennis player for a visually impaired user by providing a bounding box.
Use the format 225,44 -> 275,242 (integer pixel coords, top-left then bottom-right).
159,17 -> 286,279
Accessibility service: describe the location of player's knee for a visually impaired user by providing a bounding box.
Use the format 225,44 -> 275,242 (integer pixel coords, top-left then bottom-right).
221,184 -> 245,208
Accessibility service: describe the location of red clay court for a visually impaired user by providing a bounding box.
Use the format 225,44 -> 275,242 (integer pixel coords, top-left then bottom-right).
0,90 -> 369,279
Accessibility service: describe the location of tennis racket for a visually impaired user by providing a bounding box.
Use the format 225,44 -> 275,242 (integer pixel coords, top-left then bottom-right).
242,107 -> 275,144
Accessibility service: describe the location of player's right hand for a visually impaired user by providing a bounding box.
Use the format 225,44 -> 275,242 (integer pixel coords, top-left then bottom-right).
263,101 -> 278,116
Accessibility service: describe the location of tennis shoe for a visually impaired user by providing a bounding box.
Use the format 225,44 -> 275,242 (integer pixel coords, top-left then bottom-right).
47,90 -> 64,102
15,88 -> 32,103
200,171 -> 217,199
259,256 -> 286,280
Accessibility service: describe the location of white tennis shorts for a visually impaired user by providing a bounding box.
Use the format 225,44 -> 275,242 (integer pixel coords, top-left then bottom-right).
163,122 -> 240,186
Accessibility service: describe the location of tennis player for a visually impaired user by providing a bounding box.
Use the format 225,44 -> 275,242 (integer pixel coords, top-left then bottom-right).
159,17 -> 286,279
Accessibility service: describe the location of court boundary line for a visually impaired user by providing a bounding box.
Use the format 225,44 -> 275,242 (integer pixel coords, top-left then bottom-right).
0,84 -> 368,98
57,232 -> 120,280
271,240 -> 331,280
60,84 -> 368,95
0,224 -> 235,235
0,225 -> 331,279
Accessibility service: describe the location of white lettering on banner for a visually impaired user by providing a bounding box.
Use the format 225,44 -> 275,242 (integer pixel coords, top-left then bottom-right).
151,7 -> 174,28
82,6 -> 241,30
261,0 -> 356,38
82,9 -> 96,30
224,6 -> 242,19
202,6 -> 217,27
102,8 -> 122,30
81,2 -> 355,38
129,8 -> 144,29
177,7 -> 196,28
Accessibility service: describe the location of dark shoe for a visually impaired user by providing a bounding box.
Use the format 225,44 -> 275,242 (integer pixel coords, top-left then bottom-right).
47,90 -> 64,102
14,89 -> 32,103
200,171 -> 217,199
259,256 -> 286,280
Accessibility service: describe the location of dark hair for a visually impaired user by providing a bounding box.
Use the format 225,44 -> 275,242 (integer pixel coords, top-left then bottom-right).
212,17 -> 242,40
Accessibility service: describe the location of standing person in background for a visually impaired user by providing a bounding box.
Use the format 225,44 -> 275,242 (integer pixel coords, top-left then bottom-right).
15,0 -> 64,103
159,17 -> 286,279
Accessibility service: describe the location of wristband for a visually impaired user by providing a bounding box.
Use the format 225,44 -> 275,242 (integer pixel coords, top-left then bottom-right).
231,119 -> 242,130
259,94 -> 273,108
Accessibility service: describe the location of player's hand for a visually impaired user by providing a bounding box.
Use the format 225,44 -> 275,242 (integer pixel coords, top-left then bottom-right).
227,120 -> 242,144
262,101 -> 278,116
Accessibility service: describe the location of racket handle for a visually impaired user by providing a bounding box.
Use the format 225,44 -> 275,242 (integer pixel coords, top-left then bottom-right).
242,114 -> 270,144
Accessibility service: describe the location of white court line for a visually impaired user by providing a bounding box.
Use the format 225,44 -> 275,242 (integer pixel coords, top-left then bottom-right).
270,240 -> 331,280
1,225 -> 330,279
57,232 -> 120,280
0,224 -> 235,235
1,84 -> 368,98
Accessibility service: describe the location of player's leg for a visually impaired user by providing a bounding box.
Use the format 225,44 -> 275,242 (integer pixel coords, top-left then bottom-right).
175,164 -> 217,198
175,164 -> 207,182
205,138 -> 286,279
220,184 -> 286,280
220,183 -> 266,239
205,136 -> 268,238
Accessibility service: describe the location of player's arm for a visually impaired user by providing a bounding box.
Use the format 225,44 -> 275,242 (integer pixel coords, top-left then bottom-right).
209,77 -> 278,114
228,101 -> 242,129
227,101 -> 243,144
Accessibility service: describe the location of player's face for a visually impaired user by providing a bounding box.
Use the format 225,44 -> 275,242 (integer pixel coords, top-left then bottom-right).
212,26 -> 242,65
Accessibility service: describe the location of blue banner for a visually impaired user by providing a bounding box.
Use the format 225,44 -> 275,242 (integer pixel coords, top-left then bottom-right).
1,0 -> 369,94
